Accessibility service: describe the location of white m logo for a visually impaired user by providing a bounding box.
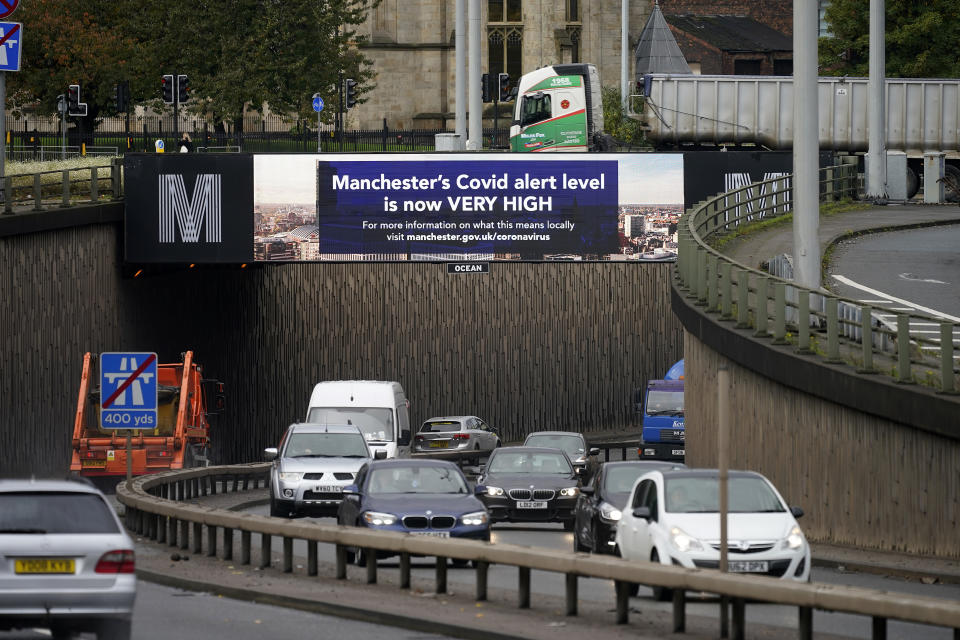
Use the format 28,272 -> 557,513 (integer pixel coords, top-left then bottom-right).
722,172 -> 791,224
158,174 -> 222,243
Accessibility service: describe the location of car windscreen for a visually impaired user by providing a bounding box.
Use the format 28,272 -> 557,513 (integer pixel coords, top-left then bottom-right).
0,492 -> 120,534
523,434 -> 584,457
487,451 -> 572,475
283,432 -> 369,458
645,390 -> 684,415
603,466 -> 651,494
419,421 -> 461,433
366,466 -> 469,494
664,476 -> 785,513
307,407 -> 394,443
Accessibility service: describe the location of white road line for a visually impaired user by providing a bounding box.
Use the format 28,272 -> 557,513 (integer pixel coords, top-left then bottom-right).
832,275 -> 960,323
858,299 -> 894,304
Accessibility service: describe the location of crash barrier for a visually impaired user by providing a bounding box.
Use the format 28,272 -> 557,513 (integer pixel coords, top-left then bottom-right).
1,158 -> 122,214
677,162 -> 958,392
118,464 -> 960,640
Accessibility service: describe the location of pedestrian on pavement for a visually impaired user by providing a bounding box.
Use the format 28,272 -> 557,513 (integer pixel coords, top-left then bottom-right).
179,133 -> 194,153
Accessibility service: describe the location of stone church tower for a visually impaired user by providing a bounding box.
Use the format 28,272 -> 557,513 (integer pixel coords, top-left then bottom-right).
352,0 -> 654,130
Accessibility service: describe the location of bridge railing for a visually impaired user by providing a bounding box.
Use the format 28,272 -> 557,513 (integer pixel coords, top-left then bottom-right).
677,163 -> 957,393
2,157 -> 123,214
117,465 -> 960,640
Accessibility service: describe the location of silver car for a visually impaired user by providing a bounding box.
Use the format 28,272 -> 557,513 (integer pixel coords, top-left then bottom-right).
266,423 -> 384,518
0,477 -> 136,640
412,415 -> 501,462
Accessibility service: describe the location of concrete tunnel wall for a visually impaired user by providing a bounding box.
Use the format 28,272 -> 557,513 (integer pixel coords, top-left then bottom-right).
0,221 -> 683,477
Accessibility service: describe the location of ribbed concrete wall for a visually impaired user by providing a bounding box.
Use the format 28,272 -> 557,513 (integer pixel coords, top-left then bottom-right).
685,332 -> 960,558
1,222 -> 683,477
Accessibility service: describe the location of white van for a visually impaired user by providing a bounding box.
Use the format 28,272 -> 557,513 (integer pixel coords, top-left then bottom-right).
305,381 -> 411,458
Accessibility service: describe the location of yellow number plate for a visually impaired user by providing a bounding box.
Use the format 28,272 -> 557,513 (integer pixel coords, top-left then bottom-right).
81,460 -> 107,468
14,558 -> 76,574
429,441 -> 449,448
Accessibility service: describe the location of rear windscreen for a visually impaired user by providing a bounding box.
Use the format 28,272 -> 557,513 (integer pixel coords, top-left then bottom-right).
0,492 -> 121,534
419,421 -> 461,433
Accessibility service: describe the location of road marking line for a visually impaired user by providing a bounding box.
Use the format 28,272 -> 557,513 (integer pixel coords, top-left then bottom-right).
858,299 -> 894,304
832,275 -> 960,323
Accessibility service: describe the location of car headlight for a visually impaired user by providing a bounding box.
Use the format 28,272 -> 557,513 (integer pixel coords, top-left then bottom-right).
783,525 -> 805,550
461,511 -> 488,526
559,487 -> 579,497
670,526 -> 703,552
362,511 -> 397,526
486,486 -> 504,497
598,501 -> 622,521
278,472 -> 303,482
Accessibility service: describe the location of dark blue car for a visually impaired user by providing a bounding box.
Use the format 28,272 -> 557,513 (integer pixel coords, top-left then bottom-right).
336,459 -> 490,566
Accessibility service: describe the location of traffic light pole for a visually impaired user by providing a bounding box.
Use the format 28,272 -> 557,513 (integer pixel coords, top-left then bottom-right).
60,97 -> 66,160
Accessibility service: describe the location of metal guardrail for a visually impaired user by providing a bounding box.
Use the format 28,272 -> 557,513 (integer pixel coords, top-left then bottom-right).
677,163 -> 958,392
117,465 -> 960,640
1,158 -> 123,214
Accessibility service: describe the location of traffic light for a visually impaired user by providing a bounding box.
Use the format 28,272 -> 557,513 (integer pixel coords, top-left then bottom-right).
481,73 -> 491,103
177,75 -> 189,103
162,74 -> 174,104
67,84 -> 80,111
344,78 -> 357,109
498,73 -> 511,102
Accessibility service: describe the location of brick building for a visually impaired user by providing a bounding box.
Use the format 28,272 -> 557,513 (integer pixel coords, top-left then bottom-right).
351,0 -> 794,130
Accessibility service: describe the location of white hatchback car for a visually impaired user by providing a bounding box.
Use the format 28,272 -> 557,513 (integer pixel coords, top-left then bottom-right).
0,477 -> 136,639
616,469 -> 810,599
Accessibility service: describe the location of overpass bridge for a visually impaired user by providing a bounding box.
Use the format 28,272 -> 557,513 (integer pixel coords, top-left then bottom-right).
0,157 -> 957,566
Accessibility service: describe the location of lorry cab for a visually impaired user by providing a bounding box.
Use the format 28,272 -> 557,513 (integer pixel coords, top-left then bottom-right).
637,378 -> 685,462
306,381 -> 411,459
510,63 -> 603,152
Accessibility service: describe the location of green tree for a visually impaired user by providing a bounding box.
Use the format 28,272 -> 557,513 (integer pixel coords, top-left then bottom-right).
601,86 -> 647,148
9,0 -> 377,128
819,0 -> 960,77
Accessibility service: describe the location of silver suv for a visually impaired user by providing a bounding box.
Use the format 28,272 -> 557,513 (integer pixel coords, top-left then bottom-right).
266,423 -> 384,518
0,477 -> 136,640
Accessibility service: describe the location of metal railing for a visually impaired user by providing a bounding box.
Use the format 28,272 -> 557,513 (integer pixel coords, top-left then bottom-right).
1,158 -> 122,214
677,163 -> 958,392
117,465 -> 960,640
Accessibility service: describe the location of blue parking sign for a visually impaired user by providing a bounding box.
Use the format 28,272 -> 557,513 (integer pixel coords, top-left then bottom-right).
100,352 -> 158,430
0,22 -> 22,72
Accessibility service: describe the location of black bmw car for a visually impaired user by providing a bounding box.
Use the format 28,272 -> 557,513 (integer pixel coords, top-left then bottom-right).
477,447 -> 582,530
337,459 -> 490,565
572,460 -> 686,554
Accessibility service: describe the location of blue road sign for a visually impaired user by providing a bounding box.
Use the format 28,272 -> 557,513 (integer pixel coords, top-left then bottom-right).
0,22 -> 21,72
313,96 -> 324,112
100,352 -> 158,430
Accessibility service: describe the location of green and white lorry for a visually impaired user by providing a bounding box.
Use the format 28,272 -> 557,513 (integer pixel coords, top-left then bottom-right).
509,63 -> 607,153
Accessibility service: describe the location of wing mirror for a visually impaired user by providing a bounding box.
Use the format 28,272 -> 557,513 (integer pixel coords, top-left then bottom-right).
588,447 -> 600,457
263,447 -> 278,461
374,450 -> 388,460
632,506 -> 651,520
790,506 -> 804,519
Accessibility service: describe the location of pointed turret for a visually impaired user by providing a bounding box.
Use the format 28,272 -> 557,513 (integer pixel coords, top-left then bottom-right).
634,1 -> 692,78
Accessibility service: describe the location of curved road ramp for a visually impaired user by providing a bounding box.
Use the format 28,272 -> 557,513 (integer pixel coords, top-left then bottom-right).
118,464 -> 960,640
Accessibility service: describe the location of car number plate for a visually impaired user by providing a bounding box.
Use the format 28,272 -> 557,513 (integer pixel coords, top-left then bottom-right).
15,558 -> 75,574
672,449 -> 685,456
429,441 -> 449,448
314,485 -> 343,493
410,531 -> 451,538
728,560 -> 769,573
516,501 -> 548,509
81,460 -> 107,468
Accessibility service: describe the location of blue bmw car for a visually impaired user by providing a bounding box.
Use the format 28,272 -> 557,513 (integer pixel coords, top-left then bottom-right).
337,459 -> 490,565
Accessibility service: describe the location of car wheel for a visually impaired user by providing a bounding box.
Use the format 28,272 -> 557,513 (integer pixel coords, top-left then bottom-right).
50,624 -> 73,640
650,549 -> 673,602
562,519 -> 575,532
96,618 -> 132,640
269,497 -> 287,518
355,547 -> 369,567
628,582 -> 640,597
590,521 -> 603,554
573,525 -> 590,553
450,558 -> 470,568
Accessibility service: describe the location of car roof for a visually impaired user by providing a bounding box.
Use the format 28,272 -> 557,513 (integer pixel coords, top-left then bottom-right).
422,416 -> 477,423
523,431 -> 584,439
286,423 -> 364,434
0,477 -> 104,494
492,446 -> 573,456
658,469 -> 764,479
364,458 -> 462,470
602,461 -> 687,470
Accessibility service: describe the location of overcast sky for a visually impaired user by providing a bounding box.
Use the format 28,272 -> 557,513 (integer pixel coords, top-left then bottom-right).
254,155 -> 317,204
617,154 -> 684,205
